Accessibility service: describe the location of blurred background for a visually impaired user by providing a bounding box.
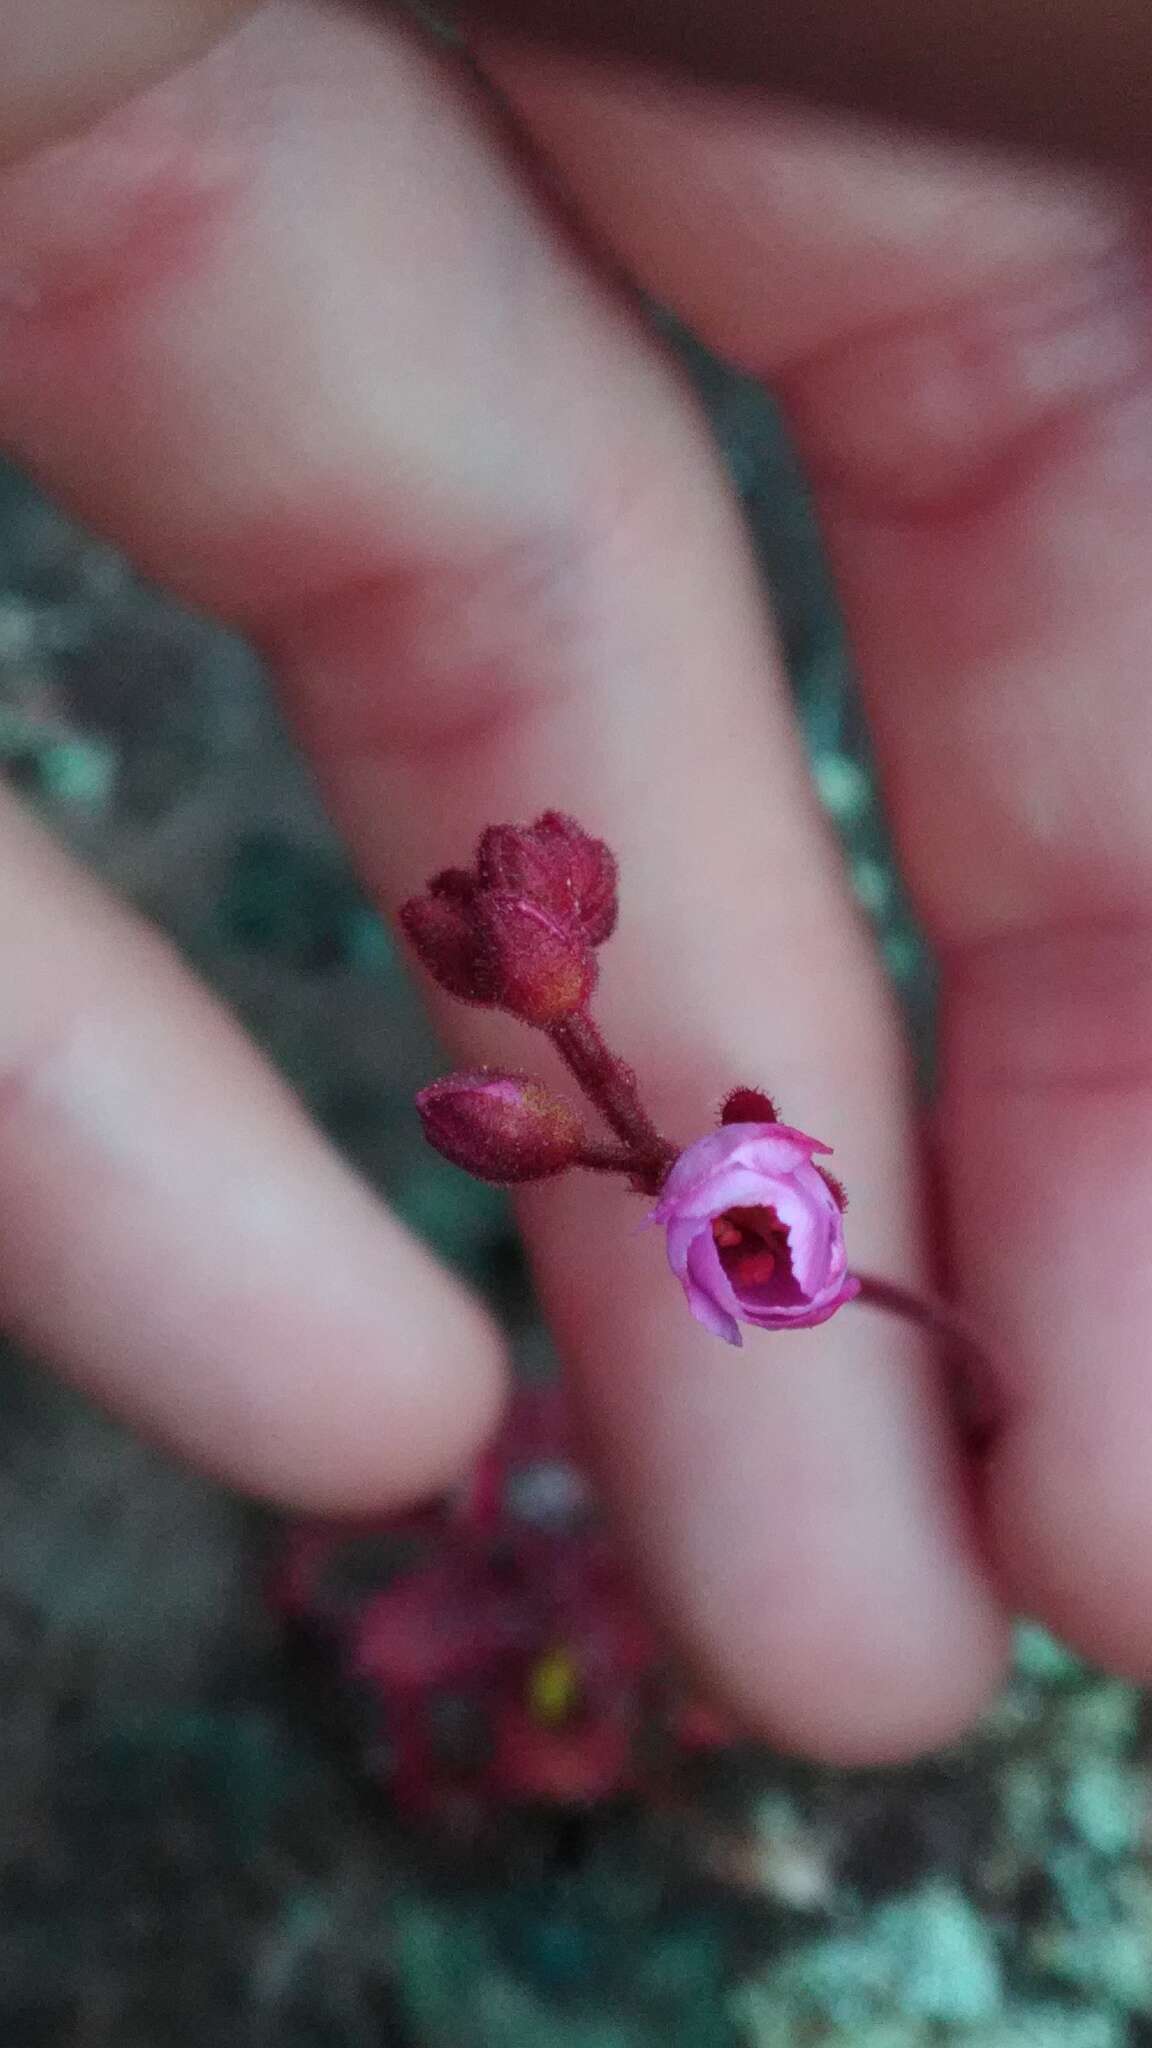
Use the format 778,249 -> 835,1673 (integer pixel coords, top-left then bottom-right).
0,336 -> 1147,2048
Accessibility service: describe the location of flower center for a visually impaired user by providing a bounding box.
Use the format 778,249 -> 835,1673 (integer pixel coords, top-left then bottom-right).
528,1646 -> 581,1725
712,1205 -> 793,1292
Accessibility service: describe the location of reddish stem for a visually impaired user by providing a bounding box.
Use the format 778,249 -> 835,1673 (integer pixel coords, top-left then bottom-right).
852,1271 -> 1006,1448
575,1142 -> 643,1175
550,1010 -> 676,1191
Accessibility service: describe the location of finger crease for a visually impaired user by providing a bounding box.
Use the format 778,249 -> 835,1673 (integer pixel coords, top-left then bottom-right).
780,240 -> 1152,523
262,535 -> 598,778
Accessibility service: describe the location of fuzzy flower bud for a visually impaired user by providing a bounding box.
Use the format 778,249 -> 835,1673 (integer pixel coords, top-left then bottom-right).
650,1122 -> 859,1345
721,1085 -> 780,1125
534,812 -> 618,944
416,1072 -> 586,1183
400,845 -> 598,1023
398,870 -> 495,1006
477,892 -> 596,1024
478,812 -> 618,946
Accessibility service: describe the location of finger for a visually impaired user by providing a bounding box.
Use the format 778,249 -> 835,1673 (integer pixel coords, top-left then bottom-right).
1,0 -> 255,164
0,2 -> 1004,1758
488,61 -> 1152,1673
459,0 -> 1152,170
807,302 -> 1152,1678
0,787 -> 503,1508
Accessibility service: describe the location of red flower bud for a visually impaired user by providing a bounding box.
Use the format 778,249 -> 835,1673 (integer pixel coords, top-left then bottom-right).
401,838 -> 600,1020
478,893 -> 596,1025
721,1086 -> 781,1126
399,872 -> 496,1006
477,823 -> 570,922
477,813 -> 618,947
533,812 -> 618,945
416,1071 -> 586,1183
427,866 -> 479,906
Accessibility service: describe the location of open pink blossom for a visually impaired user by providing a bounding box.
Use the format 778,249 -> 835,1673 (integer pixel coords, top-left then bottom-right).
650,1123 -> 859,1345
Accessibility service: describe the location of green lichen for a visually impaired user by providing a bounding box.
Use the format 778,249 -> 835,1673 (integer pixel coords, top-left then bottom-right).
1013,1624 -> 1085,1688
395,1901 -> 742,2048
1061,1759 -> 1140,1857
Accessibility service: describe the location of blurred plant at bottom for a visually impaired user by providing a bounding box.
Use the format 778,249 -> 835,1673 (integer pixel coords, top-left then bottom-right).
266,1369 -> 1152,2048
271,1379 -> 737,1829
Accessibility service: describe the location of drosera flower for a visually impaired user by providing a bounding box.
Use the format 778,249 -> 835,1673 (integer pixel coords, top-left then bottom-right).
271,1382 -> 736,1825
649,1120 -> 859,1347
401,814 -> 861,1346
403,812 -> 988,1377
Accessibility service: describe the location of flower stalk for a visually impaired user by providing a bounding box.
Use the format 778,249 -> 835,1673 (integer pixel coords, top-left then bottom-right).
403,810 -> 998,1392
549,1010 -> 675,1191
403,812 -> 677,1193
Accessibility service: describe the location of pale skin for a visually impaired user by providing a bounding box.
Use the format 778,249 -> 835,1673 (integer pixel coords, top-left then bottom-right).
1,0 -> 1151,1764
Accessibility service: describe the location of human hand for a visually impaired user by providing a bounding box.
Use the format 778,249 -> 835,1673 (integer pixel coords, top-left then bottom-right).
464,0 -> 1152,172
0,0 -> 1148,1761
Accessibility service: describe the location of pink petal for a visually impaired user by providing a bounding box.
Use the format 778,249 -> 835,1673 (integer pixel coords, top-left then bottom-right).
684,1230 -> 743,1346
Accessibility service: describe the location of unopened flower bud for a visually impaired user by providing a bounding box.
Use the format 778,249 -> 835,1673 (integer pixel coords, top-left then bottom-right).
478,893 -> 596,1025
721,1086 -> 781,1126
532,812 -> 618,945
416,1071 -> 586,1183
478,823 -> 570,921
399,871 -> 495,1006
478,813 -> 618,946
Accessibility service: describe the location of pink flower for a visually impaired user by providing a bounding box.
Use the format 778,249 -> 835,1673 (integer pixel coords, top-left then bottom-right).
650,1123 -> 859,1346
272,1384 -> 731,1822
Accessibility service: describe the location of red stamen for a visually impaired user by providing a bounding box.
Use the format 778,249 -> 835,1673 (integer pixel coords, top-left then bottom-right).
730,1249 -> 778,1288
712,1204 -> 792,1293
712,1217 -> 743,1250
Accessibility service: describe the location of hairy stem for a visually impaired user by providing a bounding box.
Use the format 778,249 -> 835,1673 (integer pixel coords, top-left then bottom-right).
575,1142 -> 644,1174
852,1272 -> 1006,1447
550,1010 -> 676,1189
